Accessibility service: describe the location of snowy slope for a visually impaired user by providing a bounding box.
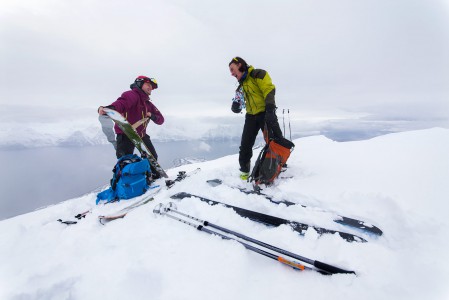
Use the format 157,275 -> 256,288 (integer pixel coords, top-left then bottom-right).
0,128 -> 448,300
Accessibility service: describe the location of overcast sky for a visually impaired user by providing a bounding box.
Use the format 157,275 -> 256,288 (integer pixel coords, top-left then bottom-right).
1,0 -> 448,124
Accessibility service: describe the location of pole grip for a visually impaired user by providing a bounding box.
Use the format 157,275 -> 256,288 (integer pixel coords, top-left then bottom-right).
314,260 -> 356,275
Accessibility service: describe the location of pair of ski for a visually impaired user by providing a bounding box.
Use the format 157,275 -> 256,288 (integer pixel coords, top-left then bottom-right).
207,179 -> 383,237
154,202 -> 355,275
171,192 -> 367,243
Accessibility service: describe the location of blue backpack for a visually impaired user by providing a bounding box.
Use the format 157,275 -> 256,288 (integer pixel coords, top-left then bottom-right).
96,154 -> 152,204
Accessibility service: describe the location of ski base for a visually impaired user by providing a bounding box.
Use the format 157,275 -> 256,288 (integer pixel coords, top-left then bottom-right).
206,179 -> 382,236
99,196 -> 155,224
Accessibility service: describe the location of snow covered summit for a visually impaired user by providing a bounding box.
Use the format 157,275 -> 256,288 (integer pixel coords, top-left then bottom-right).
0,128 -> 448,300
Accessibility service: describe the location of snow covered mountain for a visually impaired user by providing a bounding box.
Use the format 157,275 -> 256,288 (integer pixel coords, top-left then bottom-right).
0,114 -> 245,149
0,128 -> 448,300
2,106 -> 438,149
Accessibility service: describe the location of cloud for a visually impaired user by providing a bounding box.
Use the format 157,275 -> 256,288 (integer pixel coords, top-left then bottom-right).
197,141 -> 211,152
0,0 -> 448,124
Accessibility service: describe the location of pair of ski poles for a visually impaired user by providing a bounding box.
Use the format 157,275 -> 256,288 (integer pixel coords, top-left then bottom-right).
153,202 -> 355,275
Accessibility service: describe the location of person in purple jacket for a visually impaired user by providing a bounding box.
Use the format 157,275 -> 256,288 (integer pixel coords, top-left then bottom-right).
98,75 -> 164,161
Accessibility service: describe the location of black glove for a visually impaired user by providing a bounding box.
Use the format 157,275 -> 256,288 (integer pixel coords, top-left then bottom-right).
264,104 -> 277,123
231,101 -> 242,113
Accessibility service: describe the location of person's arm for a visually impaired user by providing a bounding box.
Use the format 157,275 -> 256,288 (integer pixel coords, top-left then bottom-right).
98,91 -> 138,115
252,69 -> 276,107
98,105 -> 116,115
253,69 -> 278,126
146,102 -> 164,125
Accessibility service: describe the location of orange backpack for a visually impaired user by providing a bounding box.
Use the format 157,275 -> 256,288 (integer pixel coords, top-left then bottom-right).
249,132 -> 295,185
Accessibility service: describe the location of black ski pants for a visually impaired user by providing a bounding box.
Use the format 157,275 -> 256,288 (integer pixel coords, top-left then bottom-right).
239,112 -> 284,173
116,133 -> 158,160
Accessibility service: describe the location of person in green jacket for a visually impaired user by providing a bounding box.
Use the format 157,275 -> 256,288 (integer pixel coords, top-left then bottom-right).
229,56 -> 284,180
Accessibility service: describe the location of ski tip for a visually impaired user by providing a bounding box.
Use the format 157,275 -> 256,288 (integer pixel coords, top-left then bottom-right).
334,218 -> 383,236
57,219 -> 77,225
170,192 -> 191,200
206,179 -> 222,187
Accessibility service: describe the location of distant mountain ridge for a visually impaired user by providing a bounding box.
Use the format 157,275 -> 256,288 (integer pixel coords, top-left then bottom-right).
0,120 -> 244,149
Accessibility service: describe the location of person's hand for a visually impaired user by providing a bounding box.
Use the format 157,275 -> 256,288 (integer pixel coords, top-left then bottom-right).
146,112 -> 152,118
265,104 -> 277,124
98,106 -> 106,115
231,101 -> 242,113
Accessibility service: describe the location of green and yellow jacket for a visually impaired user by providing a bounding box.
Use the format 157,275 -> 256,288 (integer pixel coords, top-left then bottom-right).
239,65 -> 276,115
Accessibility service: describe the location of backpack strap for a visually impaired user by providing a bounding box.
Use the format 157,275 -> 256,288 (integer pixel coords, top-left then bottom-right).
132,117 -> 150,130
248,141 -> 271,184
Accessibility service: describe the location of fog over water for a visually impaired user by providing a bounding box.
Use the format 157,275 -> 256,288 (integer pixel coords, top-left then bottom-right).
0,140 -> 241,220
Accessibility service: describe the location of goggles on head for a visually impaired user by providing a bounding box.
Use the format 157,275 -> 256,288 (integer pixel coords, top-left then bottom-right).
136,76 -> 158,88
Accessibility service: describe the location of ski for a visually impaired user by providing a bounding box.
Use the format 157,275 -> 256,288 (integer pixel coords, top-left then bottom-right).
103,107 -> 168,178
170,192 -> 367,243
99,196 -> 155,224
207,179 -> 383,236
57,185 -> 161,225
98,168 -> 201,224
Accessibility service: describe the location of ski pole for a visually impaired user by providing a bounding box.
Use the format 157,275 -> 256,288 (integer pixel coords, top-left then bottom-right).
162,203 -> 355,275
282,109 -> 286,137
288,109 -> 292,141
153,203 -> 315,273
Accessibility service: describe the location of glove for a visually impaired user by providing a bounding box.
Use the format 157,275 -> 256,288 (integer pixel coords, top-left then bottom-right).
231,101 -> 242,113
264,104 -> 277,124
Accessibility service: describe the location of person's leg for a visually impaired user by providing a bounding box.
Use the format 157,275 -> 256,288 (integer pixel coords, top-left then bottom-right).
142,135 -> 158,161
116,134 -> 135,158
142,135 -> 161,179
239,114 -> 263,173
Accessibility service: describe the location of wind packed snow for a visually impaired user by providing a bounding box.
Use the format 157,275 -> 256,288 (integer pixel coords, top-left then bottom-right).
0,128 -> 448,300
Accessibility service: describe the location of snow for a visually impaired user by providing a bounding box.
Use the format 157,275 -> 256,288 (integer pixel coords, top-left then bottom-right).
1,128 -> 448,300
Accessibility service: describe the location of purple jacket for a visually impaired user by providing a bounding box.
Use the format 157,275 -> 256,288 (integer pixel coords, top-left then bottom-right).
108,87 -> 164,137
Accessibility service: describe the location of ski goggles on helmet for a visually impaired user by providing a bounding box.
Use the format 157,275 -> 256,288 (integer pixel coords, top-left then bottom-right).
135,76 -> 158,89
